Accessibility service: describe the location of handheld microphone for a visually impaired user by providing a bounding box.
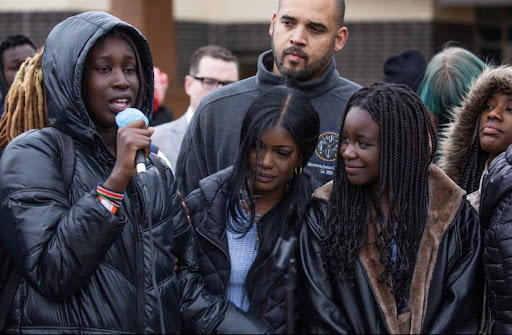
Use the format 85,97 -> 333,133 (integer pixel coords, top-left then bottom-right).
115,108 -> 149,173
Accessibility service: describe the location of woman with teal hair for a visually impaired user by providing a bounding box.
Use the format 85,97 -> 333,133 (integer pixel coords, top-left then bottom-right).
419,45 -> 486,134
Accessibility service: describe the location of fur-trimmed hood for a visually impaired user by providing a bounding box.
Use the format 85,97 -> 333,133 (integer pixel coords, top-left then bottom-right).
438,65 -> 512,183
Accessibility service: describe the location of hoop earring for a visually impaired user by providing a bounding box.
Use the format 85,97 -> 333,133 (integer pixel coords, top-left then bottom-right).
295,165 -> 303,175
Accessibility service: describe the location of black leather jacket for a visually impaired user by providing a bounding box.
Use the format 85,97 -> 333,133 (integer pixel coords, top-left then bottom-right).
185,167 -> 314,333
480,145 -> 512,334
301,164 -> 484,334
0,11 -> 271,334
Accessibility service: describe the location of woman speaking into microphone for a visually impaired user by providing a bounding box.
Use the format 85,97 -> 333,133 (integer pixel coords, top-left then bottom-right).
0,11 -> 272,334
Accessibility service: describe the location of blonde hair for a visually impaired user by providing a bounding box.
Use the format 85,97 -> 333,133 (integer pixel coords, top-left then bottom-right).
0,48 -> 46,149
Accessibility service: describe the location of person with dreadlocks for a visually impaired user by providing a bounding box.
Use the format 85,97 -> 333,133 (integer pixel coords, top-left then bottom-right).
0,11 -> 273,334
0,48 -> 45,156
184,85 -> 321,333
300,82 -> 484,334
0,35 -> 37,117
438,65 -> 512,211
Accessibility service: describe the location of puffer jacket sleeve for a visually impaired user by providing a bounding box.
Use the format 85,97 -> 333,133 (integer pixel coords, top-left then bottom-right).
166,169 -> 273,334
300,200 -> 350,334
0,130 -> 126,300
480,146 -> 512,332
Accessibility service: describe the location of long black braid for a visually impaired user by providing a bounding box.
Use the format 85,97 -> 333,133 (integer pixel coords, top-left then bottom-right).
321,82 -> 437,306
457,135 -> 489,193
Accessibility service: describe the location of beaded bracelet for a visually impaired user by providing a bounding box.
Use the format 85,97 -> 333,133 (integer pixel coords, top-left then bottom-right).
98,195 -> 119,214
97,183 -> 124,203
97,183 -> 124,214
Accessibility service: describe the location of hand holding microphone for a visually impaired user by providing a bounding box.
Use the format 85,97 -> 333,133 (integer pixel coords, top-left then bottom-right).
115,108 -> 150,173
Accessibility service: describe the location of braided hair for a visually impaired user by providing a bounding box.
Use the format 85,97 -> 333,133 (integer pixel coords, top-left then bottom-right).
0,48 -> 45,149
321,82 -> 437,306
457,135 -> 489,194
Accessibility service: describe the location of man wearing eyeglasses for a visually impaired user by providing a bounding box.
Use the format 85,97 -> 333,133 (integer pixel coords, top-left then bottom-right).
152,45 -> 239,168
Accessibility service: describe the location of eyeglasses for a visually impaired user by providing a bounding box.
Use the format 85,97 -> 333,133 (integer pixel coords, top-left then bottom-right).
193,76 -> 236,90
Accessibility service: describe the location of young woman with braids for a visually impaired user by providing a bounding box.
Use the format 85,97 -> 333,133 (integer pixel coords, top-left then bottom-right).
300,82 -> 484,334
184,85 -> 321,333
438,65 -> 512,211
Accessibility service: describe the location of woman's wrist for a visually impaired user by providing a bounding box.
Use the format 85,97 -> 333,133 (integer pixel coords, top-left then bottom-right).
103,171 -> 131,193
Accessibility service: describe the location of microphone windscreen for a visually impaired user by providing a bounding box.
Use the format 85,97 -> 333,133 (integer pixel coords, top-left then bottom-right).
115,108 -> 149,128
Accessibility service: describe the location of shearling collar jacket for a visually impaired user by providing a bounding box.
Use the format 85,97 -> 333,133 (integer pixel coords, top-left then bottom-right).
301,164 -> 484,334
438,66 -> 512,184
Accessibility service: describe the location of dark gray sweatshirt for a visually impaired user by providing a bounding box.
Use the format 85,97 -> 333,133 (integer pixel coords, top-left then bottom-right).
176,50 -> 361,195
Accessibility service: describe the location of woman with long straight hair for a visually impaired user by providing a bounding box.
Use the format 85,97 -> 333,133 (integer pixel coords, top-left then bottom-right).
185,85 -> 321,333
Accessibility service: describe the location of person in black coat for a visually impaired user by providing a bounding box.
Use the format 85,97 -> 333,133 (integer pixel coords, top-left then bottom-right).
480,144 -> 512,334
0,11 -> 271,334
301,82 -> 484,333
184,86 -> 321,333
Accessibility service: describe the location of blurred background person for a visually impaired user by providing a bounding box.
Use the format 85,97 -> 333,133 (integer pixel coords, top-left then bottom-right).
382,49 -> 427,93
150,66 -> 173,127
0,34 -> 37,117
0,49 -> 43,157
152,44 -> 239,169
418,44 -> 486,137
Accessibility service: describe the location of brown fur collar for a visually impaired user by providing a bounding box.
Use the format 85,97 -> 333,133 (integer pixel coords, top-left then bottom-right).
312,180 -> 333,201
438,65 -> 512,183
313,165 -> 465,333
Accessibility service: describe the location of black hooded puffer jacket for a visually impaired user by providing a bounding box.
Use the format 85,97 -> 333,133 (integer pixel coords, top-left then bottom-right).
480,145 -> 512,334
0,11 -> 272,334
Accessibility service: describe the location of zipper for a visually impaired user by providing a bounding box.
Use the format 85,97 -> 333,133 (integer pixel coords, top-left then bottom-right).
128,182 -> 146,334
135,225 -> 145,333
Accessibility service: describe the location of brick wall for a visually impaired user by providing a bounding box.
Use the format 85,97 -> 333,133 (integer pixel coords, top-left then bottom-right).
0,12 -> 79,49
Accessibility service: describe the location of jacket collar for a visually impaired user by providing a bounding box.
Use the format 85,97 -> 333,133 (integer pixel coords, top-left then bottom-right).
312,180 -> 333,201
360,165 -> 464,334
255,50 -> 341,100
